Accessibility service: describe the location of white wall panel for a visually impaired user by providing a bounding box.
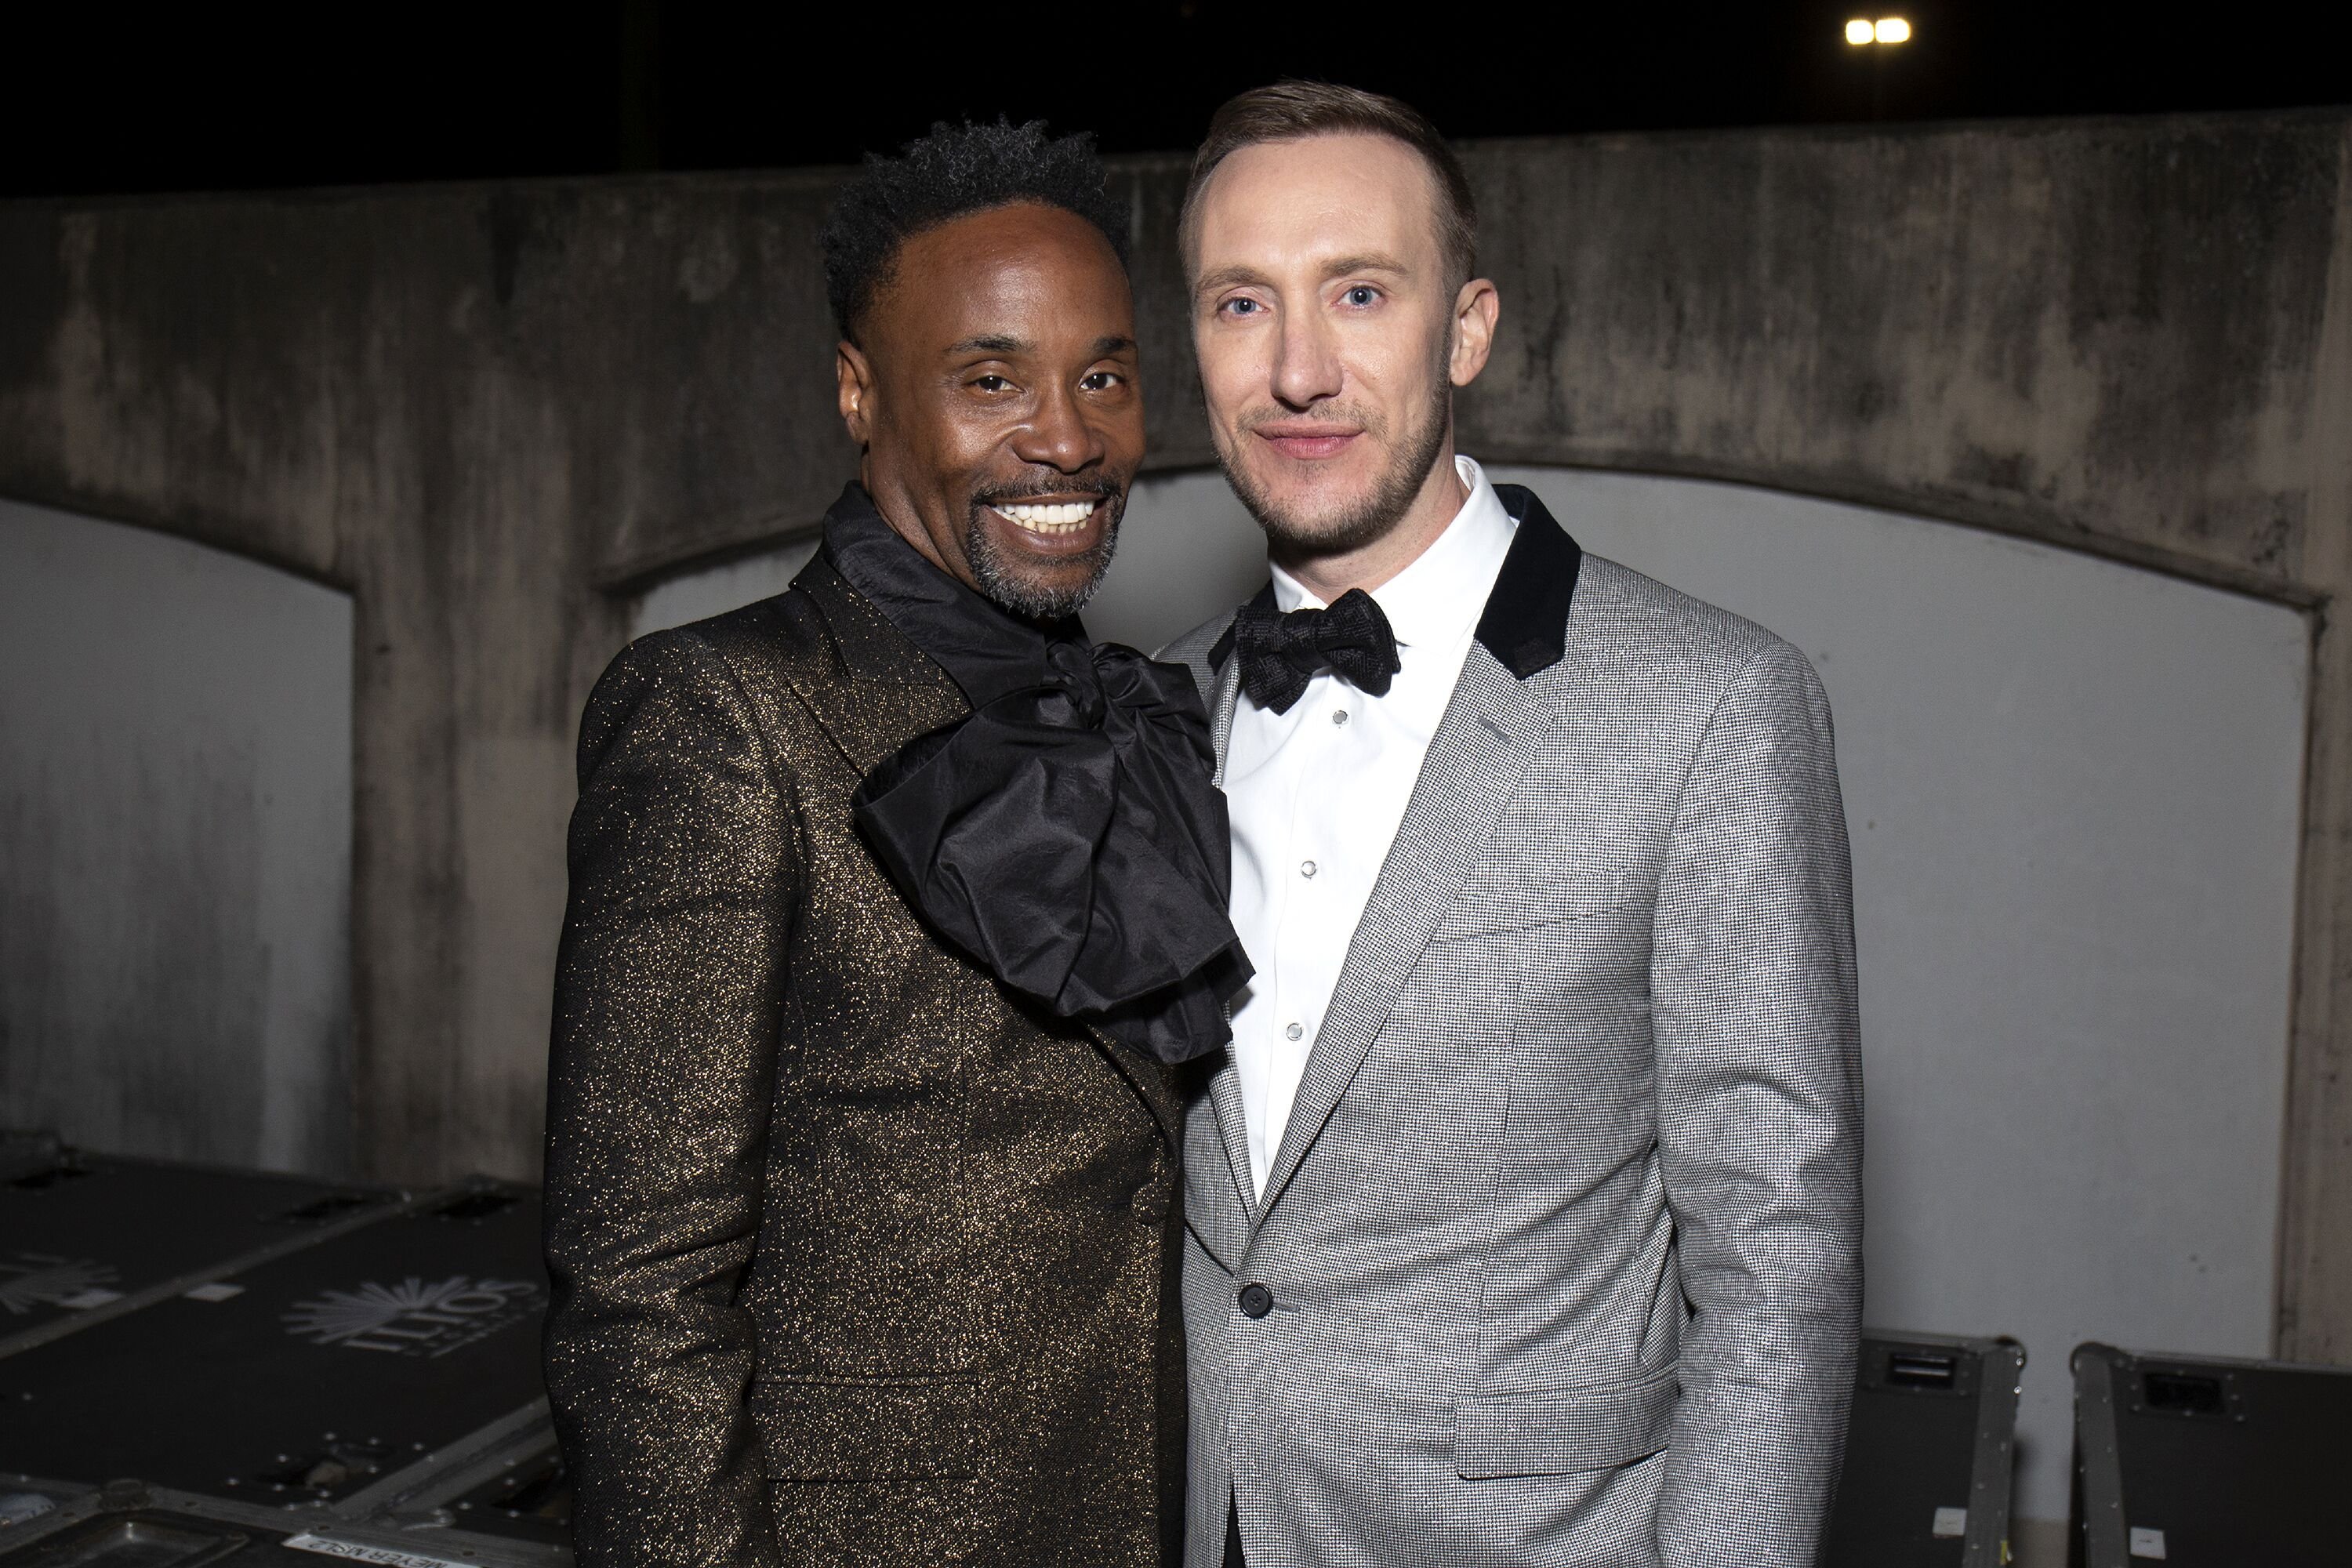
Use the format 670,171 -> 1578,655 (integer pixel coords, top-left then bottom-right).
1490,466 -> 2307,1527
0,499 -> 354,1174
630,535 -> 820,641
1087,473 -> 1268,654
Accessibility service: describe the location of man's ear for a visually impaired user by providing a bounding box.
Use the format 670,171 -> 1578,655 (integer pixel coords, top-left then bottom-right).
837,340 -> 876,447
1448,278 -> 1500,389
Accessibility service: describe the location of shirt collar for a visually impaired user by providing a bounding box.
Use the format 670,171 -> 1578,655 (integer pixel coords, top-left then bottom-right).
1268,455 -> 1518,659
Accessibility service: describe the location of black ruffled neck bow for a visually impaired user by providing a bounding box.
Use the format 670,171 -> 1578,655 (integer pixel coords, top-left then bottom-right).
1229,586 -> 1401,714
825,486 -> 1249,1065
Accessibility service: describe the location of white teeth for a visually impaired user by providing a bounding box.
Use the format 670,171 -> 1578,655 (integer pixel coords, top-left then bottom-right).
993,499 -> 1101,535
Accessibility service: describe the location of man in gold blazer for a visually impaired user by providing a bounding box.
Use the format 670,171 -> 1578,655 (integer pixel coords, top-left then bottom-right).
543,122 -> 1245,1566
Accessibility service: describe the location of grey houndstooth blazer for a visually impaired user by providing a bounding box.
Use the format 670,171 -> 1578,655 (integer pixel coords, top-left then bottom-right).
1159,485 -> 1863,1568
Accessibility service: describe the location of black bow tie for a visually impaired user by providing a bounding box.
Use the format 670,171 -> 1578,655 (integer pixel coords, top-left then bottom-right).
1231,588 -> 1401,715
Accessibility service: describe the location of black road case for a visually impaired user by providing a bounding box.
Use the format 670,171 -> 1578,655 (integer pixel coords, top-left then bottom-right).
1818,1330 -> 2024,1568
0,1476 -> 563,1568
0,1138 -> 571,1562
0,1181 -> 548,1511
1,1136 -> 402,1357
0,1166 -> 569,1561
2072,1341 -> 2352,1566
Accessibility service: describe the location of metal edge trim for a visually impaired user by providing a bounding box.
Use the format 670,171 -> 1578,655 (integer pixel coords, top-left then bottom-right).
0,1483 -> 564,1568
333,1400 -> 554,1520
281,1526 -> 555,1568
1859,1327 -> 2010,1354
2106,1345 -> 2352,1378
0,1182 -> 482,1361
2072,1342 -> 2130,1568
1961,1341 -> 2024,1568
0,1486 -> 103,1555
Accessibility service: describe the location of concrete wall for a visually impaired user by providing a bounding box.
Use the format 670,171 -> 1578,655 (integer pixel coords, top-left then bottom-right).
1,111 -> 2347,1358
0,497 -> 353,1173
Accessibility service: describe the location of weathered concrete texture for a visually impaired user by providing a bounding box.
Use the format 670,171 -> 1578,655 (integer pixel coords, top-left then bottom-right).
0,113 -> 2347,1354
1455,116 -> 2349,601
2283,168 -> 2352,1367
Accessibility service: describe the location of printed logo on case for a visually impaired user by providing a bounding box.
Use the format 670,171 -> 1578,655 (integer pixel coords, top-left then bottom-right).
284,1532 -> 481,1568
282,1274 -> 543,1356
0,1252 -> 121,1315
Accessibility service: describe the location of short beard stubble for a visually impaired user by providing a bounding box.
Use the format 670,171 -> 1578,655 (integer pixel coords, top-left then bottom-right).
1218,350 -> 1455,560
963,490 -> 1124,622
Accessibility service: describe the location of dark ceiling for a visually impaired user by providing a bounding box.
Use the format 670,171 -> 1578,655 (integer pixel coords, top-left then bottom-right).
9,1 -> 2349,199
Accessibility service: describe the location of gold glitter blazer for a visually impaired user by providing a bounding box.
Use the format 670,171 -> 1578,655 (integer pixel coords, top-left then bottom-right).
545,555 -> 1185,1567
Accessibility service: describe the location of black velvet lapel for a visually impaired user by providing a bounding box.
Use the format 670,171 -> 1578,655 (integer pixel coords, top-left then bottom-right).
1209,484 -> 1582,681
1476,484 -> 1583,679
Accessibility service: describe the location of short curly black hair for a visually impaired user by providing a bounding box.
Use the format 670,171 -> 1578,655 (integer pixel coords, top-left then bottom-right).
820,119 -> 1129,344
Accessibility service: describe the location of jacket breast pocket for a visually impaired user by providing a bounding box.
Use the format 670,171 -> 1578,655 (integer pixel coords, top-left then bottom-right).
1432,866 -> 1632,942
1453,1365 -> 1679,1479
755,1373 -> 982,1481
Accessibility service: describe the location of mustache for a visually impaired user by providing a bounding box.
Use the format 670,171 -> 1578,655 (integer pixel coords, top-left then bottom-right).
971,474 -> 1123,506
1236,401 -> 1385,437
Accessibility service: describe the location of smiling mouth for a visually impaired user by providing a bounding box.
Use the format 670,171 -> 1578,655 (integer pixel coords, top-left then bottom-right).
989,498 -> 1104,535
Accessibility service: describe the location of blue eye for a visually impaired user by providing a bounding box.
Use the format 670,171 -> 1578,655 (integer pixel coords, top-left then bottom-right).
1345,285 -> 1377,307
1225,298 -> 1261,317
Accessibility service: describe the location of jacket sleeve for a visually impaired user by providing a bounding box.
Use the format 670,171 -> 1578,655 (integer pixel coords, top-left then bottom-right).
543,630 -> 798,1568
1650,637 -> 1864,1567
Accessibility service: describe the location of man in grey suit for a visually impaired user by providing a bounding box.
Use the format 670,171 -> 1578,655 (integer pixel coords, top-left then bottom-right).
1161,82 -> 1864,1568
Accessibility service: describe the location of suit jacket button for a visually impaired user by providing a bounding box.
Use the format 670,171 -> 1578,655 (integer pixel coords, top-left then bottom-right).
1238,1283 -> 1273,1319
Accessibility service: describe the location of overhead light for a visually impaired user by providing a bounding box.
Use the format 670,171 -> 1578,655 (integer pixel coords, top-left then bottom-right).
1875,16 -> 1911,42
1845,17 -> 1875,43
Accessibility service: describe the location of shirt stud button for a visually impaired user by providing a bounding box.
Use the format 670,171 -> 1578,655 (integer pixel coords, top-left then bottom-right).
1301,860 -> 1317,879
1332,709 -> 1350,726
1284,1022 -> 1304,1041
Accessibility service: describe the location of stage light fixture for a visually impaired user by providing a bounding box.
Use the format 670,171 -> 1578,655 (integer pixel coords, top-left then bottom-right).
1875,16 -> 1911,42
1846,17 -> 1875,43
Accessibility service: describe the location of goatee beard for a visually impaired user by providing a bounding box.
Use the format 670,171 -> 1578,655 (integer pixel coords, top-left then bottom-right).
1220,372 -> 1454,560
963,493 -> 1123,622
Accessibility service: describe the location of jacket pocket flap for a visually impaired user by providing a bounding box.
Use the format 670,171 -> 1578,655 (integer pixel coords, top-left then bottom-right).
1432,867 -> 1631,940
756,1374 -> 982,1481
1453,1367 -> 1679,1479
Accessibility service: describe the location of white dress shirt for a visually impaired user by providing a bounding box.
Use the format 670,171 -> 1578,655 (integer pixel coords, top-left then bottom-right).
1225,455 -> 1518,1197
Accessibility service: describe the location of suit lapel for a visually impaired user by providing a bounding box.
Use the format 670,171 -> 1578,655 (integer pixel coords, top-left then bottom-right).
1251,646 -> 1556,1226
1218,483 -> 1583,1232
1207,1057 -> 1258,1225
1208,641 -> 1242,788
1197,648 -> 1261,1210
779,558 -> 967,775
785,559 -> 1191,1153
